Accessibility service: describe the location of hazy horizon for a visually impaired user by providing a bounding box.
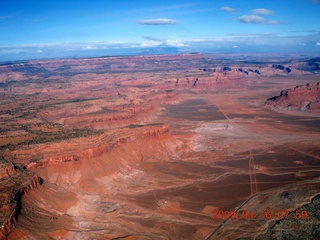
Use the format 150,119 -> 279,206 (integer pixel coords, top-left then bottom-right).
1,0 -> 320,61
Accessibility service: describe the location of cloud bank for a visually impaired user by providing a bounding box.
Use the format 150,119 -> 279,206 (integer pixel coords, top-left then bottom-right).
1,31 -> 320,61
142,36 -> 186,47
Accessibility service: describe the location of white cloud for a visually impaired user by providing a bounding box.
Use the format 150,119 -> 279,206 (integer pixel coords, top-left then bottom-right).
237,15 -> 267,23
251,8 -> 274,15
228,32 -> 277,37
136,18 -> 178,25
237,15 -> 280,24
165,39 -> 186,47
220,7 -> 236,13
2,32 -> 320,61
189,38 -> 206,42
140,41 -> 162,47
140,37 -> 186,47
85,45 -> 96,49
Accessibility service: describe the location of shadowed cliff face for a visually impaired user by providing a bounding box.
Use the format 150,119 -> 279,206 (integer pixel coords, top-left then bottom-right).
0,156 -> 43,240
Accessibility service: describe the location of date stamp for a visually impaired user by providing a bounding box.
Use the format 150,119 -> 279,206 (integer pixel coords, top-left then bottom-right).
212,209 -> 309,220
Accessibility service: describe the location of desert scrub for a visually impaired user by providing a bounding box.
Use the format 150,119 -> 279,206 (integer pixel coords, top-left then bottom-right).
18,128 -> 103,145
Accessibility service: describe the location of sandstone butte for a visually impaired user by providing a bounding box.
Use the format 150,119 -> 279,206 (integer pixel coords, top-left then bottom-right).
266,82 -> 320,111
0,53 -> 319,240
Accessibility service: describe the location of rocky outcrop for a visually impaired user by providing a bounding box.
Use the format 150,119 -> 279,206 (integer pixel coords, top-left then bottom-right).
0,158 -> 16,179
200,65 -> 306,77
37,89 -> 178,130
0,157 -> 43,240
265,82 -> 320,111
172,72 -> 244,92
26,124 -> 170,169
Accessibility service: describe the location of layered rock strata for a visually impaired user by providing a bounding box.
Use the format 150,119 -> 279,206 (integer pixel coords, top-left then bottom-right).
266,82 -> 320,111
0,157 -> 43,239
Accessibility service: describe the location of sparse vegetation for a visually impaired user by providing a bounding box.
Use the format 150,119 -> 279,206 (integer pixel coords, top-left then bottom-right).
17,128 -> 103,146
125,123 -> 162,128
88,107 -> 118,115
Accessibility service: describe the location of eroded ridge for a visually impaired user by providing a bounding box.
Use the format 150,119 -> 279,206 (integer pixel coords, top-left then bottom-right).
0,156 -> 43,239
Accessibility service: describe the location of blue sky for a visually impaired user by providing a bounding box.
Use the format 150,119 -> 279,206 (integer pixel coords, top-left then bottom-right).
1,0 -> 320,60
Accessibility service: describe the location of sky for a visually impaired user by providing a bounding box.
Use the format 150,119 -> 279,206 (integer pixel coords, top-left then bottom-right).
1,0 -> 320,60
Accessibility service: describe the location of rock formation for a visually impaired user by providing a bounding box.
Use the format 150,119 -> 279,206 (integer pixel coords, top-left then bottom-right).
0,156 -> 43,239
25,124 -> 170,169
266,82 -> 320,111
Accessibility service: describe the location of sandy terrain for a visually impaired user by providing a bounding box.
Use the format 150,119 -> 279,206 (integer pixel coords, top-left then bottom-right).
0,53 -> 319,239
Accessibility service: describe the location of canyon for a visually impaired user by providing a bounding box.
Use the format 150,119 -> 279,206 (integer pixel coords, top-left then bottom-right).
0,53 -> 319,239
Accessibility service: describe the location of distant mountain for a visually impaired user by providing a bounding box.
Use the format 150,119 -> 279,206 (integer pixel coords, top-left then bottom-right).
131,45 -> 183,55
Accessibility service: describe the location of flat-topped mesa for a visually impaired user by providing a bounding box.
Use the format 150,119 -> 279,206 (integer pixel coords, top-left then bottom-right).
0,158 -> 43,239
40,90 -> 178,130
266,82 -> 320,111
173,73 -> 244,92
0,53 -> 205,83
26,123 -> 170,170
205,64 -> 306,78
128,123 -> 170,139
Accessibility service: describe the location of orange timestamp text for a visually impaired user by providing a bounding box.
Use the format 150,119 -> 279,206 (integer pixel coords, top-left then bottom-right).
212,209 -> 309,220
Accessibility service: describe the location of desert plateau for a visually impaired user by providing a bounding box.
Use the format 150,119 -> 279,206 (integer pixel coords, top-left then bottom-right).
0,53 -> 319,240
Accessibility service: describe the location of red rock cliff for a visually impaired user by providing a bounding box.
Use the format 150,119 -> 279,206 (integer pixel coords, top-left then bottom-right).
0,157 -> 43,240
266,82 -> 320,111
25,124 -> 170,169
